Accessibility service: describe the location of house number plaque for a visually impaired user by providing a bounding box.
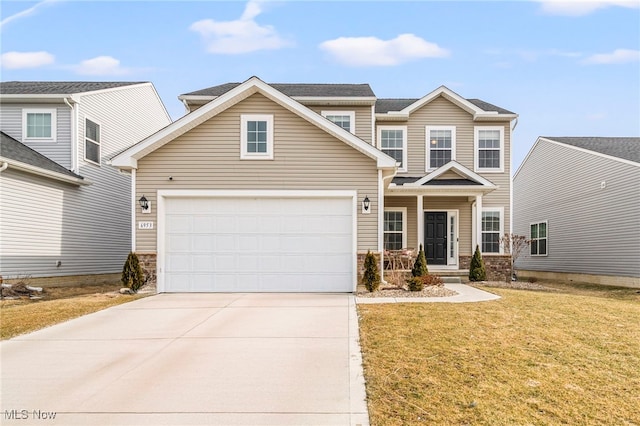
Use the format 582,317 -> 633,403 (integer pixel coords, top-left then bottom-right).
138,221 -> 154,230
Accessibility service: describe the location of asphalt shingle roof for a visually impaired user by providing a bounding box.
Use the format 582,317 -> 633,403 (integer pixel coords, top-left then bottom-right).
376,98 -> 514,114
545,137 -> 640,164
182,83 -> 376,98
391,176 -> 481,186
0,81 -> 145,95
0,131 -> 84,179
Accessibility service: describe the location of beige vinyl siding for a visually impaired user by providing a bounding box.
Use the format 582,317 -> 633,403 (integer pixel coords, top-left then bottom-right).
385,197 -> 417,249
136,93 -> 379,253
514,140 -> 640,277
0,103 -> 72,169
308,105 -> 373,144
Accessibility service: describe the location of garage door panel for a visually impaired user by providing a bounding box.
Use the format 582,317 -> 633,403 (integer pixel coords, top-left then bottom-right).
163,196 -> 354,292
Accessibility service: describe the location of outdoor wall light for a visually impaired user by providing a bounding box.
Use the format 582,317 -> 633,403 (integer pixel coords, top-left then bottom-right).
139,195 -> 151,213
362,195 -> 371,214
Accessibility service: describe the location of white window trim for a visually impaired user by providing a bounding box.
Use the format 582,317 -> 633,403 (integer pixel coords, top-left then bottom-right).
377,125 -> 408,172
474,126 -> 504,173
530,220 -> 549,257
321,110 -> 355,134
481,207 -> 504,254
425,125 -> 456,172
383,207 -> 407,250
84,116 -> 101,166
240,114 -> 274,160
22,108 -> 57,142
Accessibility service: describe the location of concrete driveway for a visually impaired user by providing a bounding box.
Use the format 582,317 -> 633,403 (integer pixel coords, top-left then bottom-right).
0,293 -> 369,425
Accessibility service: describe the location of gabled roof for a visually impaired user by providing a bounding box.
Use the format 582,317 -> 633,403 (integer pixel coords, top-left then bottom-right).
111,76 -> 396,170
0,131 -> 88,185
543,137 -> 640,164
0,81 -> 147,95
387,161 -> 497,195
181,82 -> 375,98
375,97 -> 515,115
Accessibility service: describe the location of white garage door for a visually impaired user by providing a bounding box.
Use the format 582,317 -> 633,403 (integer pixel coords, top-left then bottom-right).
162,196 -> 355,292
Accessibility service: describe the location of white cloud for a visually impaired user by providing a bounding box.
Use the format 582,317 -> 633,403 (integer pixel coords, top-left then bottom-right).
319,33 -> 450,67
583,48 -> 640,64
538,0 -> 639,16
0,0 -> 59,29
74,56 -> 130,75
189,0 -> 292,54
0,51 -> 55,69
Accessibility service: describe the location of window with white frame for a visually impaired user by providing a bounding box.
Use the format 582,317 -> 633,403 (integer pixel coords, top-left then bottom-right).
85,118 -> 100,164
383,208 -> 406,251
426,126 -> 455,170
23,109 -> 56,141
378,126 -> 407,172
321,111 -> 355,133
530,221 -> 548,256
481,209 -> 503,253
475,126 -> 504,172
241,114 -> 274,159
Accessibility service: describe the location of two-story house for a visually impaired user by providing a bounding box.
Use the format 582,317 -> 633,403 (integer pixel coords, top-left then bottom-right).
0,82 -> 171,285
111,76 -> 517,293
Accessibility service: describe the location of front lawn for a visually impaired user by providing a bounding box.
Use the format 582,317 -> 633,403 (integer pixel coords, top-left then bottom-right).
357,283 -> 640,425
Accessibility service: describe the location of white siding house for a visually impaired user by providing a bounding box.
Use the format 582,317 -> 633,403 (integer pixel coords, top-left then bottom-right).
0,82 -> 171,283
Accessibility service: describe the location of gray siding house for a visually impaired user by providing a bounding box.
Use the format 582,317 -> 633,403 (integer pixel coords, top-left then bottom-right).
513,137 -> 640,288
0,82 -> 171,284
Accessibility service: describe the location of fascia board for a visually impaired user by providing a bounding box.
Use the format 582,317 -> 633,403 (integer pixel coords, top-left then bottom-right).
1,157 -> 91,186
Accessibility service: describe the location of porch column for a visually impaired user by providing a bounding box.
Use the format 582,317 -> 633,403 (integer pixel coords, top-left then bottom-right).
416,195 -> 423,250
474,194 -> 483,252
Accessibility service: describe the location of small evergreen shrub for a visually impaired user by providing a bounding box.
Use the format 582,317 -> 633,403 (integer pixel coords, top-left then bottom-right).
469,245 -> 487,282
362,250 -> 380,292
411,244 -> 429,277
122,252 -> 145,293
407,276 -> 424,292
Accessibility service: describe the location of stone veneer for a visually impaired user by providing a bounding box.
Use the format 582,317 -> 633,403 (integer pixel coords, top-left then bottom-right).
136,252 -> 158,291
459,254 -> 512,282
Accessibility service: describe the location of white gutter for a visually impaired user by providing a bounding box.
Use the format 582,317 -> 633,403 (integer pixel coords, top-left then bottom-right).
63,97 -> 79,173
0,162 -> 8,172
0,157 -> 91,186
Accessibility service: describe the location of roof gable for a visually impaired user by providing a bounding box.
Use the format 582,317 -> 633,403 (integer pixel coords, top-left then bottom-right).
111,77 -> 396,170
408,161 -> 497,187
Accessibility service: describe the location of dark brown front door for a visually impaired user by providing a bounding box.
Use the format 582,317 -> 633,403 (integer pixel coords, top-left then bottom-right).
425,212 -> 447,265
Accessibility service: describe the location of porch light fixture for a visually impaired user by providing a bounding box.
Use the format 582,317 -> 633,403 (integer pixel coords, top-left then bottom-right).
362,195 -> 371,214
139,195 -> 151,213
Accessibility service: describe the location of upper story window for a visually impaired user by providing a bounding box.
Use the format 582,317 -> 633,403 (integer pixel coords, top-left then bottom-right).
530,221 -> 548,256
426,126 -> 456,171
481,208 -> 503,254
85,118 -> 101,165
23,109 -> 57,141
378,126 -> 407,172
241,114 -> 274,160
475,126 -> 504,172
384,208 -> 406,250
321,111 -> 355,133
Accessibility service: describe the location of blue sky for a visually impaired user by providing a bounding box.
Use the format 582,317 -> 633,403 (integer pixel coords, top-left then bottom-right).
1,0 -> 639,171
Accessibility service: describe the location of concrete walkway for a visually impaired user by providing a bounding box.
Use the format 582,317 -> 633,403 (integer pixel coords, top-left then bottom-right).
0,293 -> 369,426
356,283 -> 501,304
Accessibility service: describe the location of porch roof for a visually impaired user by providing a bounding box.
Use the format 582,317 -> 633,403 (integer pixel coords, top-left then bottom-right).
392,177 -> 481,186
386,162 -> 497,195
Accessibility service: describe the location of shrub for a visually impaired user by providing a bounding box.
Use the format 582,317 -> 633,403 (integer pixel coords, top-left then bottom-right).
411,244 -> 429,277
422,274 -> 444,287
122,252 -> 145,293
528,276 -> 538,284
362,250 -> 380,292
407,276 -> 424,292
468,245 -> 487,282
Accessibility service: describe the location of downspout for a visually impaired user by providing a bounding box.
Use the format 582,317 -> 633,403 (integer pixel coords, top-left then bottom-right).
0,162 -> 8,173
63,97 -> 79,173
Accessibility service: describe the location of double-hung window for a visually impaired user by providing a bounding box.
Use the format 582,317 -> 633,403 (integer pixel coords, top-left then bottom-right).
23,109 -> 56,141
85,118 -> 101,165
426,126 -> 455,170
383,208 -> 406,251
241,114 -> 273,160
530,221 -> 548,256
481,208 -> 503,253
475,126 -> 504,172
321,111 -> 355,133
378,126 -> 407,172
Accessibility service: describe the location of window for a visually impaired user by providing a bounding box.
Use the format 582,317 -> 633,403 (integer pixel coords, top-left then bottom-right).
23,109 -> 56,141
384,208 -> 406,250
321,111 -> 355,133
530,221 -> 548,256
426,126 -> 455,170
241,114 -> 274,159
475,126 -> 504,172
481,208 -> 503,253
85,118 -> 100,164
378,126 -> 407,172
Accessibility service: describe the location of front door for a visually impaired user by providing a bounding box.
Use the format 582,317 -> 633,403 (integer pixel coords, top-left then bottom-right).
425,212 -> 447,265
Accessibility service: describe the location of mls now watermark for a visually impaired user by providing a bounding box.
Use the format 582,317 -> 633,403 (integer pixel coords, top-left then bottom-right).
4,409 -> 57,421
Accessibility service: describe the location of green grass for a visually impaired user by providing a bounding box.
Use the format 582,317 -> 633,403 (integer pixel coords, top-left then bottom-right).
358,284 -> 640,425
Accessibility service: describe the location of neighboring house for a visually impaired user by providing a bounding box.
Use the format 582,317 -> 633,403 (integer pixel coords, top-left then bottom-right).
111,76 -> 517,293
513,136 -> 640,288
0,82 -> 171,284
